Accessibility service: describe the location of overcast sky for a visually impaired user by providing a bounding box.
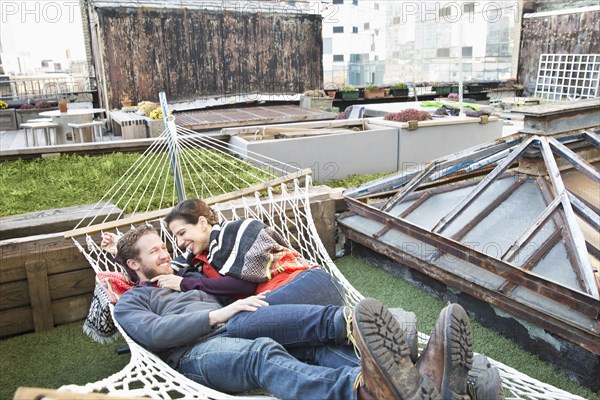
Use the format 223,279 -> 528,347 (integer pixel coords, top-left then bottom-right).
1,1 -> 86,67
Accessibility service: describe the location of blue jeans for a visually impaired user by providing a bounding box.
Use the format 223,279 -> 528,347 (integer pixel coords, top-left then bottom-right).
180,302 -> 361,399
265,267 -> 346,307
179,336 -> 360,400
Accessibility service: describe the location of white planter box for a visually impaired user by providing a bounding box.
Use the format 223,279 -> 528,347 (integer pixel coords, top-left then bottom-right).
372,116 -> 502,172
225,119 -> 398,182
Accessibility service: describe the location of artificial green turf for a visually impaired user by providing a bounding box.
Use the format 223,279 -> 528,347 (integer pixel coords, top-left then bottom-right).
0,256 -> 597,399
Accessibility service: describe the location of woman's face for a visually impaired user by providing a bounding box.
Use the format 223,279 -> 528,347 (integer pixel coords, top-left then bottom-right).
168,217 -> 210,255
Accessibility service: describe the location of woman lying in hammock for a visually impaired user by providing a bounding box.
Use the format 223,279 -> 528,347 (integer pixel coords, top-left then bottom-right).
101,198 -> 345,307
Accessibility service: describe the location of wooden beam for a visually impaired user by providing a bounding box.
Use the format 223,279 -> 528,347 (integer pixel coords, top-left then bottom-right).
398,190 -> 433,219
540,138 -> 599,298
382,162 -> 436,212
64,169 -> 312,238
433,136 -> 536,234
501,193 -> 563,262
548,136 -> 600,184
25,260 -> 54,332
568,191 -> 600,232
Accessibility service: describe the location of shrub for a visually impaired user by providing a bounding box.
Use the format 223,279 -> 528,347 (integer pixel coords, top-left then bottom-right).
19,103 -> 35,110
383,109 -> 432,122
149,107 -> 163,120
0,100 -> 7,109
34,101 -> 53,109
393,82 -> 407,89
364,84 -> 380,90
137,101 -> 160,116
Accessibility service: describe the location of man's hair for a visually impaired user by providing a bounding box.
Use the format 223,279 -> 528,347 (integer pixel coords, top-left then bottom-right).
116,224 -> 158,282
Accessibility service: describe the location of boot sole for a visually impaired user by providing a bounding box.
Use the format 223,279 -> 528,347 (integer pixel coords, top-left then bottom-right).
440,304 -> 474,400
354,299 -> 438,400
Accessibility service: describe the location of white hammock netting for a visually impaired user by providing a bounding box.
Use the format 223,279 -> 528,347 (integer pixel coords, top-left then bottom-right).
62,119 -> 585,400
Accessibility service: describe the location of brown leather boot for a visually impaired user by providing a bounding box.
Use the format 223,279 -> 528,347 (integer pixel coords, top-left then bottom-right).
353,298 -> 440,400
416,304 -> 474,399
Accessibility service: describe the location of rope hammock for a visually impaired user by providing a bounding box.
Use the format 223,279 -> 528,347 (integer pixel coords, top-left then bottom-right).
61,102 -> 585,399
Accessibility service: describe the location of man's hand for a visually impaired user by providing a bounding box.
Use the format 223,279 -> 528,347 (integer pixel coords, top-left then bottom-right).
151,274 -> 184,291
208,294 -> 269,326
101,232 -> 120,256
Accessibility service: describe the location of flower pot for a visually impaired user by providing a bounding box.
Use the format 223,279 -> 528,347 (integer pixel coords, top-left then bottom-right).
391,88 -> 409,97
58,100 -> 68,113
325,90 -> 337,99
341,91 -> 359,100
363,88 -> 386,99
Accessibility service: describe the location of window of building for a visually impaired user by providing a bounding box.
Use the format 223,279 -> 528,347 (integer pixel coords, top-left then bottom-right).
464,2 -> 475,13
462,46 -> 473,57
437,48 -> 450,57
333,0 -> 343,4
364,22 -> 370,30
333,26 -> 344,33
333,54 -> 344,62
352,26 -> 358,34
323,38 -> 332,54
374,3 -> 379,10
350,54 -> 362,62
352,0 -> 358,5
392,51 -> 400,59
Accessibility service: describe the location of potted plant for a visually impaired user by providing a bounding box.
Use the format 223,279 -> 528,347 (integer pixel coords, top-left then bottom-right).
391,82 -> 409,97
323,83 -> 339,99
383,109 -> 432,123
363,84 -> 386,99
300,89 -> 334,111
0,100 -> 18,130
433,82 -> 451,95
340,86 -> 359,100
121,93 -> 133,108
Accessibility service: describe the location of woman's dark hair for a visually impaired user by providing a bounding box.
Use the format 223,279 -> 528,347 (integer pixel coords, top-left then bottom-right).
164,198 -> 219,227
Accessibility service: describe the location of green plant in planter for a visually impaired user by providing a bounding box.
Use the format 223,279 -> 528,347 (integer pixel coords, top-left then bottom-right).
392,82 -> 407,89
364,84 -> 379,90
391,82 -> 409,97
341,85 -> 359,100
383,109 -> 432,122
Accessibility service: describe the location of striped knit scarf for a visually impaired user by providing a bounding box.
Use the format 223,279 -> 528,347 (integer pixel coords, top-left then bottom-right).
207,219 -> 312,282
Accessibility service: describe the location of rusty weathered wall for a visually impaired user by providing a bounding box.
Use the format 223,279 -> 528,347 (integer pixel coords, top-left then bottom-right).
518,10 -> 600,88
95,7 -> 322,108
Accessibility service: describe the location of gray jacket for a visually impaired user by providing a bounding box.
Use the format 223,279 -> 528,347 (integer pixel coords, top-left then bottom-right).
114,285 -> 226,367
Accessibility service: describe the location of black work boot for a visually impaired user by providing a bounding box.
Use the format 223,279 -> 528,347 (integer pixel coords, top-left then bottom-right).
416,304 -> 474,400
353,298 -> 440,400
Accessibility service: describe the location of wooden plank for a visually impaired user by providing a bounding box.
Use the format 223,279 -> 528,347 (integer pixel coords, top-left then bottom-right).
0,202 -> 121,240
48,269 -> 96,301
0,306 -> 33,338
25,260 -> 54,332
310,200 -> 336,259
0,280 -> 30,312
64,169 -> 312,237
13,387 -> 145,400
51,293 -> 93,325
0,233 -> 89,284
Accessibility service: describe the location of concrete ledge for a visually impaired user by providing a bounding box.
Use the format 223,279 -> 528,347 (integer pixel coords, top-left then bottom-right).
0,202 -> 122,240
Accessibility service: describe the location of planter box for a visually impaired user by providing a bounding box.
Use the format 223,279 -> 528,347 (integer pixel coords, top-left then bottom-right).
372,115 -> 503,172
299,95 -> 334,111
225,119 -> 399,181
341,91 -> 359,100
0,109 -> 17,130
391,89 -> 409,97
143,117 -> 165,138
15,107 -> 59,128
363,88 -> 386,99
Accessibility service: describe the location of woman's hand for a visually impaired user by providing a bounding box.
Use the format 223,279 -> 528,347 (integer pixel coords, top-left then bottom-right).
151,274 -> 184,291
101,232 -> 120,256
208,294 -> 269,326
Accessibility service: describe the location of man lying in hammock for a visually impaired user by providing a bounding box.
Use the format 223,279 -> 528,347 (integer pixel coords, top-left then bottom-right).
113,224 -> 474,400
103,198 -> 346,307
